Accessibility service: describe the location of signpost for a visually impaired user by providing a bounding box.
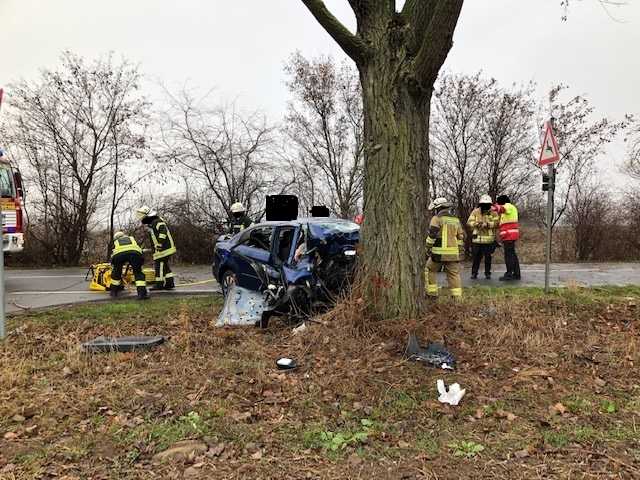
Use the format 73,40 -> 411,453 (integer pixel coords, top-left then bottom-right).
0,87 -> 5,339
538,120 -> 560,293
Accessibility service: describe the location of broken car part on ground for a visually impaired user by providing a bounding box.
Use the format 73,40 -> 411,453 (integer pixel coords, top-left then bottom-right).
405,333 -> 456,370
214,218 -> 359,328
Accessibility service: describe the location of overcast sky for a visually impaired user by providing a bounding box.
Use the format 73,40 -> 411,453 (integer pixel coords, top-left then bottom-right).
1,0 -> 638,183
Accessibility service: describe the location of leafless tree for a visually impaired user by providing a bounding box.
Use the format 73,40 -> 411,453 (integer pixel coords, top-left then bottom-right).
285,152 -> 330,217
430,73 -> 536,252
624,121 -> 640,180
566,179 -> 611,260
431,73 -> 491,230
482,82 -> 537,201
544,85 -> 630,229
157,87 -> 290,225
284,53 -> 364,219
1,52 -> 149,265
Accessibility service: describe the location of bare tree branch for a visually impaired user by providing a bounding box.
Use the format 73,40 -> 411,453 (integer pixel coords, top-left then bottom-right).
300,0 -> 370,63
412,0 -> 464,87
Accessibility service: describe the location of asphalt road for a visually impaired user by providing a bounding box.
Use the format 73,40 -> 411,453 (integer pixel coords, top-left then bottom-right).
5,265 -> 219,314
4,263 -> 640,313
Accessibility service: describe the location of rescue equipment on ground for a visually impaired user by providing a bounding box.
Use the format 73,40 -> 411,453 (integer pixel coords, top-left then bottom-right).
86,263 -> 134,291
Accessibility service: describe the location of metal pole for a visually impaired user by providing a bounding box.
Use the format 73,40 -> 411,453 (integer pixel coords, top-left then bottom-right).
544,117 -> 557,294
544,164 -> 554,293
0,213 -> 5,340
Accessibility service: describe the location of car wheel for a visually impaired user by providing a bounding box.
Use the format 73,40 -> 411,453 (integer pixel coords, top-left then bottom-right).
221,270 -> 237,296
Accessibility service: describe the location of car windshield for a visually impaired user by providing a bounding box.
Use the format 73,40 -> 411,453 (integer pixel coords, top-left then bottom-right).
308,221 -> 359,238
0,167 -> 15,198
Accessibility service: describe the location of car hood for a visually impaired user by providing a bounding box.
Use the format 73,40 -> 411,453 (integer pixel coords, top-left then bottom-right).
307,221 -> 359,256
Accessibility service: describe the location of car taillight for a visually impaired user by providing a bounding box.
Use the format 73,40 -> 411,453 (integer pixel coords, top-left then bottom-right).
15,201 -> 23,233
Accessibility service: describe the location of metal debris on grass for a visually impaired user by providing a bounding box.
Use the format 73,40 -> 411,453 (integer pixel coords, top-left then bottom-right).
82,335 -> 165,353
405,333 -> 456,370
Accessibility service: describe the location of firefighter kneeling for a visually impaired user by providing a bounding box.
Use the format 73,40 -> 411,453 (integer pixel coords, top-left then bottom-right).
110,231 -> 149,300
425,197 -> 464,299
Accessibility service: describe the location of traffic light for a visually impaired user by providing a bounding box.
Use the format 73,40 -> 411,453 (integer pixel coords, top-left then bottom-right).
542,173 -> 550,192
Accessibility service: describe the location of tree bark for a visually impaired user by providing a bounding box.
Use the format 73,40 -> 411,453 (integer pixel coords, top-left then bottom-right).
360,60 -> 431,318
301,0 -> 463,319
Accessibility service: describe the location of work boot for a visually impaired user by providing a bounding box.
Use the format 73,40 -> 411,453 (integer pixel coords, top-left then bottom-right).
136,286 -> 149,300
470,273 -> 478,280
110,288 -> 119,298
164,277 -> 175,290
485,273 -> 491,280
499,274 -> 513,281
150,282 -> 165,291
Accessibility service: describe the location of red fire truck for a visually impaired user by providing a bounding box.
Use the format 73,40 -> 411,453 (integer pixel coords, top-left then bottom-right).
0,149 -> 24,254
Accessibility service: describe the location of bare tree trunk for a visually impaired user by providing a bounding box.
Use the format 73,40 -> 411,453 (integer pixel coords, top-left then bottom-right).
360,65 -> 430,318
108,137 -> 119,259
300,0 -> 463,319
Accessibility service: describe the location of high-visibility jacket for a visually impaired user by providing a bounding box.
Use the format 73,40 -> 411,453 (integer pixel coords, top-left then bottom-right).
426,211 -> 464,262
493,203 -> 520,241
111,235 -> 143,257
467,208 -> 499,244
144,216 -> 176,260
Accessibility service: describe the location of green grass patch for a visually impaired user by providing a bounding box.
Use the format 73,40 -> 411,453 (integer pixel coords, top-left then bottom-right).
448,440 -> 485,458
564,395 -> 594,415
115,410 -> 216,452
543,430 -> 570,449
302,419 -> 377,453
9,296 -> 221,329
465,285 -> 640,304
573,426 -> 599,443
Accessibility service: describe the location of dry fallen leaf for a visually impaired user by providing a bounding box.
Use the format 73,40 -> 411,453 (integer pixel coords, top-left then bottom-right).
549,403 -> 566,415
3,432 -> 18,440
594,378 -> 606,387
231,411 -> 252,422
25,425 -> 38,434
496,410 -> 517,421
397,440 -> 410,449
250,450 -> 263,460
514,448 -> 530,458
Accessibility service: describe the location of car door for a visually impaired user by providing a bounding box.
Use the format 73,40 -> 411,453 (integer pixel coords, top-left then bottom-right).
229,225 -> 275,291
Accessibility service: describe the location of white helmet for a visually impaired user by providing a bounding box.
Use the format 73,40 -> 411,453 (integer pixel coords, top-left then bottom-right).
428,197 -> 451,211
135,205 -> 157,220
113,231 -> 125,241
230,202 -> 246,214
479,194 -> 493,205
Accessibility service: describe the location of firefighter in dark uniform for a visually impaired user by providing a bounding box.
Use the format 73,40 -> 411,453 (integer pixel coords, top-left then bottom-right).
229,202 -> 253,235
110,231 -> 149,300
136,206 -> 177,290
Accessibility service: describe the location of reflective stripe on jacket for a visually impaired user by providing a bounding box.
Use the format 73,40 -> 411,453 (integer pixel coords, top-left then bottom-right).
467,208 -> 499,244
112,236 -> 142,257
147,217 -> 177,260
494,203 -> 520,241
426,212 -> 464,262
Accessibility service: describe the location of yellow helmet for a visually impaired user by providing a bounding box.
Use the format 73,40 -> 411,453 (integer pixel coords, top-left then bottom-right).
231,202 -> 246,214
113,231 -> 126,241
428,197 -> 451,211
136,205 -> 157,220
479,194 -> 493,205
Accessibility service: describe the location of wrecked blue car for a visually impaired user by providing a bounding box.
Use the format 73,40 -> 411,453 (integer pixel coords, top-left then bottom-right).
213,218 -> 359,327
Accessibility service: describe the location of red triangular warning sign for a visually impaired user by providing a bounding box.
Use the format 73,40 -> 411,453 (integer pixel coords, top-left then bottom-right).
538,122 -> 560,167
